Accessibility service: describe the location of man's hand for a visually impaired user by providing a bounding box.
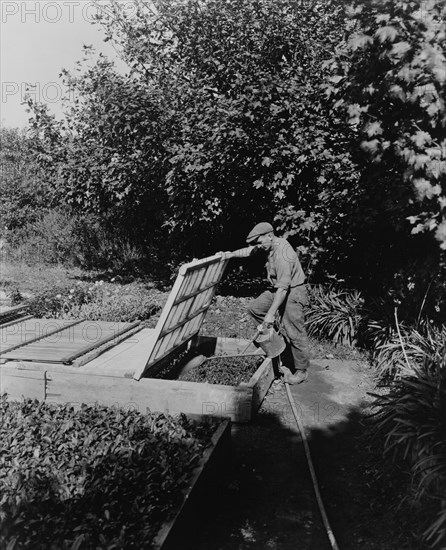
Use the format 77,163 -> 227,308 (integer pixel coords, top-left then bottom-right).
217,251 -> 233,260
263,312 -> 275,326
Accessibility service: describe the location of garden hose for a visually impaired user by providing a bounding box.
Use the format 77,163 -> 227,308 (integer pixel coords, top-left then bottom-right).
283,380 -> 341,550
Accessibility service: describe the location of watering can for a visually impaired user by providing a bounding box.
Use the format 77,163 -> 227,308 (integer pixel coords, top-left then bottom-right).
254,323 -> 286,358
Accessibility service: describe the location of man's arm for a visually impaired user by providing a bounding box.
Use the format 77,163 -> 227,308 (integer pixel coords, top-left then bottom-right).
218,246 -> 287,326
219,246 -> 256,260
263,287 -> 287,325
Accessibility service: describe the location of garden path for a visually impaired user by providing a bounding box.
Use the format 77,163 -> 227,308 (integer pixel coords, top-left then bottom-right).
191,359 -> 417,550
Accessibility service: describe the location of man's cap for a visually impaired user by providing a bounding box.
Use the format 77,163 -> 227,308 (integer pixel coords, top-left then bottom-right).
246,222 -> 274,243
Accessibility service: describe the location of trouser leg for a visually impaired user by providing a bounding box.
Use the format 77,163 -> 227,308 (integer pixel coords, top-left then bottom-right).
247,290 -> 274,326
248,291 -> 283,377
281,286 -> 310,372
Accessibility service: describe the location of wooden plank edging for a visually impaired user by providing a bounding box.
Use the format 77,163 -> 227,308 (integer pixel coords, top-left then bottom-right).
0,357 -> 274,422
0,315 -> 32,329
0,319 -> 83,356
0,304 -> 29,319
60,321 -> 141,363
0,336 -> 275,422
152,418 -> 231,550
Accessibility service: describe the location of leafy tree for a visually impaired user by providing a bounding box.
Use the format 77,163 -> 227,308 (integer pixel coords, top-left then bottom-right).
326,0 -> 446,254
0,127 -> 51,233
28,0 -> 353,263
324,0 -> 446,288
26,0 -> 444,302
27,56 -> 172,252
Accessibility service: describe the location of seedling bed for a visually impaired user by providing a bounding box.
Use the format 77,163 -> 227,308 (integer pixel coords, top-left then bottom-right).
178,354 -> 264,385
0,397 -> 230,550
153,415 -> 231,550
0,255 -> 275,422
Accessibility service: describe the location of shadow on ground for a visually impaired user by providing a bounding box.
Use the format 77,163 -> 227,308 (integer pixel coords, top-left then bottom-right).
191,360 -> 428,550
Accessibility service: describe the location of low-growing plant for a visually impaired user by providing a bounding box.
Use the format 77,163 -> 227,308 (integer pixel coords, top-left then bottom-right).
27,284 -> 93,318
0,397 -> 217,550
373,321 -> 446,380
305,285 -> 365,347
362,297 -> 399,352
26,281 -> 166,322
372,352 -> 446,548
77,285 -> 165,323
6,287 -> 23,306
179,355 -> 264,385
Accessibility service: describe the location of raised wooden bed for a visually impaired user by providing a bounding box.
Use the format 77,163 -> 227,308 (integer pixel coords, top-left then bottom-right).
0,332 -> 273,422
0,303 -> 30,326
153,417 -> 231,550
0,397 -> 231,550
0,255 -> 275,422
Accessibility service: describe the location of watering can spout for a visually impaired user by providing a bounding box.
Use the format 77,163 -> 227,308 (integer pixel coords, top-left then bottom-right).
254,324 -> 286,358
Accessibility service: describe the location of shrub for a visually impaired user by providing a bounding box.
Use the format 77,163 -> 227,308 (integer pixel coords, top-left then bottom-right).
372,352 -> 446,547
4,210 -> 149,274
4,210 -> 79,266
0,397 -> 217,549
7,288 -> 24,306
373,321 -> 446,379
305,285 -> 365,347
217,265 -> 266,297
70,216 -> 148,274
0,127 -> 51,234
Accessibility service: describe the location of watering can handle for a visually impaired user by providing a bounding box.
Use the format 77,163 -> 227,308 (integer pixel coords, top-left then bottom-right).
257,322 -> 273,335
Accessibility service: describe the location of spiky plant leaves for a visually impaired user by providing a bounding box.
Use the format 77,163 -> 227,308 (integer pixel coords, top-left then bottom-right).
373,350 -> 446,547
373,322 -> 446,379
306,286 -> 364,347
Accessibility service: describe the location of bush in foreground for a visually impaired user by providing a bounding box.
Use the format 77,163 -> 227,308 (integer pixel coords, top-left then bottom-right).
372,321 -> 446,379
305,285 -> 365,347
372,352 -> 446,547
0,398 -> 216,550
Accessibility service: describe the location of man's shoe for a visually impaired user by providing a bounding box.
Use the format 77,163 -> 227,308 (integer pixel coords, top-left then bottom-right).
269,377 -> 284,394
279,366 -> 308,385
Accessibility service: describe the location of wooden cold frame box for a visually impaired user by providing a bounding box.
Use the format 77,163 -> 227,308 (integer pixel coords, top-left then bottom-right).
0,255 -> 275,423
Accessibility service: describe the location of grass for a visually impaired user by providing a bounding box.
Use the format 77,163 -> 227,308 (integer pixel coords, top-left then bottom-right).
0,261 -> 87,297
0,260 -> 169,323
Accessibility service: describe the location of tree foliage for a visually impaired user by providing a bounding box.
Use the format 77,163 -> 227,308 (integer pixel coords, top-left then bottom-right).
27,56 -> 171,250
27,0 -> 352,260
326,0 -> 446,251
24,0 -> 446,307
0,127 -> 50,232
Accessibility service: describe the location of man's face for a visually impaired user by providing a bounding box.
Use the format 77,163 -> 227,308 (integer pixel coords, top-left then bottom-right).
256,233 -> 273,250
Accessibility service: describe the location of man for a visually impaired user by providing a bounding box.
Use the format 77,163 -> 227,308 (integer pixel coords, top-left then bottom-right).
220,222 -> 310,384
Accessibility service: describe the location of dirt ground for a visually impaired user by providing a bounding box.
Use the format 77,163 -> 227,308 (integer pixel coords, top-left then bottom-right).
190,358 -> 429,549
190,295 -> 431,550
0,267 -> 433,549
